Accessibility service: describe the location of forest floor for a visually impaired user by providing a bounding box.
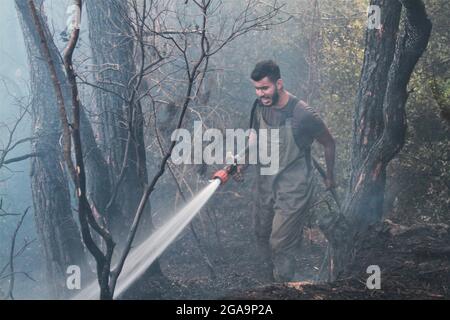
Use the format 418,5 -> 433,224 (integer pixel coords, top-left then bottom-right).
121,186 -> 450,300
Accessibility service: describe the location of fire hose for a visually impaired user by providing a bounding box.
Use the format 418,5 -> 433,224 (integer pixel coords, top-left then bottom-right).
211,155 -> 341,210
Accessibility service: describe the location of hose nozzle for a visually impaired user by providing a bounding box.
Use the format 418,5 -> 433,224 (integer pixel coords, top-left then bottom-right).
211,163 -> 237,185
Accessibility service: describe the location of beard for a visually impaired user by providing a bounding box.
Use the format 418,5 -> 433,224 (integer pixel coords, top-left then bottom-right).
260,89 -> 280,107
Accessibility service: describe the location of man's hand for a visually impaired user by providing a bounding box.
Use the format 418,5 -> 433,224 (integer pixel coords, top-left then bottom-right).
232,165 -> 245,182
315,127 -> 336,192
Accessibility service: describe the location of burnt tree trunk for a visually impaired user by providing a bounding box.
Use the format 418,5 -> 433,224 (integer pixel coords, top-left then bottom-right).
85,0 -> 151,239
321,0 -> 432,280
348,1 -> 403,229
31,1 -> 120,234
15,0 -> 88,298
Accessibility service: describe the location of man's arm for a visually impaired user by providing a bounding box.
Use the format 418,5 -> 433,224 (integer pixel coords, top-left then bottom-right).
315,127 -> 336,190
294,101 -> 336,189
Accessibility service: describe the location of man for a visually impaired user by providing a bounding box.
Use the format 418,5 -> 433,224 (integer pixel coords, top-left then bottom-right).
238,60 -> 336,282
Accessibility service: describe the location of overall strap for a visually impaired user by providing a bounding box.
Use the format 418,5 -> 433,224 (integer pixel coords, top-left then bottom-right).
284,96 -> 300,124
249,99 -> 259,129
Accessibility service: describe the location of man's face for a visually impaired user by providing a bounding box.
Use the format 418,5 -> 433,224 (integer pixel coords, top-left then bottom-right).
252,76 -> 281,107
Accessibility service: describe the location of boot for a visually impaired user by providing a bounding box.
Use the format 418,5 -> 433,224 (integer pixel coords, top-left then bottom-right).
272,252 -> 296,282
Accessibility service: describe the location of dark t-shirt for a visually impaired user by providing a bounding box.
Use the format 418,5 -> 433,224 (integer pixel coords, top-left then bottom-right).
251,94 -> 326,149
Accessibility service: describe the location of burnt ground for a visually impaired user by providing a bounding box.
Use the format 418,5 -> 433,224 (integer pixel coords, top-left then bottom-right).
120,183 -> 450,300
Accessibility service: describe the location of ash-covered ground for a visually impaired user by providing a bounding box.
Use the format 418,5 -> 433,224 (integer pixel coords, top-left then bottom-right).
120,182 -> 450,300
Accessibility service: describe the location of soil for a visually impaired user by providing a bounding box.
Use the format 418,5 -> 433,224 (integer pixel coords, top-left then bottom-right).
120,186 -> 450,300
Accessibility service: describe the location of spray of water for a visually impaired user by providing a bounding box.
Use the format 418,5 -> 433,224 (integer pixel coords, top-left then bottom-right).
73,179 -> 221,300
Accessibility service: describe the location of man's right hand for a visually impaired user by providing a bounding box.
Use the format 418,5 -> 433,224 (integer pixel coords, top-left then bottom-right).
232,165 -> 245,182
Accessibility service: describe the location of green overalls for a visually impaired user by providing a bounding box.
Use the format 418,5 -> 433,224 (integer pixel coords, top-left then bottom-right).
254,96 -> 316,282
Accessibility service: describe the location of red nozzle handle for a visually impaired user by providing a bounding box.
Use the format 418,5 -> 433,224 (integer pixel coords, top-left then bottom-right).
212,169 -> 230,185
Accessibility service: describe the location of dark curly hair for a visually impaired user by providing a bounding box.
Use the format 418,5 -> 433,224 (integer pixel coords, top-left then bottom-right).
250,60 -> 281,83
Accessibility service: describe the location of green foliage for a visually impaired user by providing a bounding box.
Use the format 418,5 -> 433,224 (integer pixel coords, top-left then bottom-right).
313,0 -> 366,195
310,0 -> 449,225
386,0 -> 450,224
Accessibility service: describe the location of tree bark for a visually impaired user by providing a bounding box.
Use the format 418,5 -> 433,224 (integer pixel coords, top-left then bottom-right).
347,0 -> 403,229
15,0 -> 88,298
85,0 -> 151,241
323,0 -> 432,280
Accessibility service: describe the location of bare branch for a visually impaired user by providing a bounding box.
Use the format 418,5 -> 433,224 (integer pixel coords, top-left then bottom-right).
3,153 -> 40,165
110,0 -> 213,294
6,208 -> 30,300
